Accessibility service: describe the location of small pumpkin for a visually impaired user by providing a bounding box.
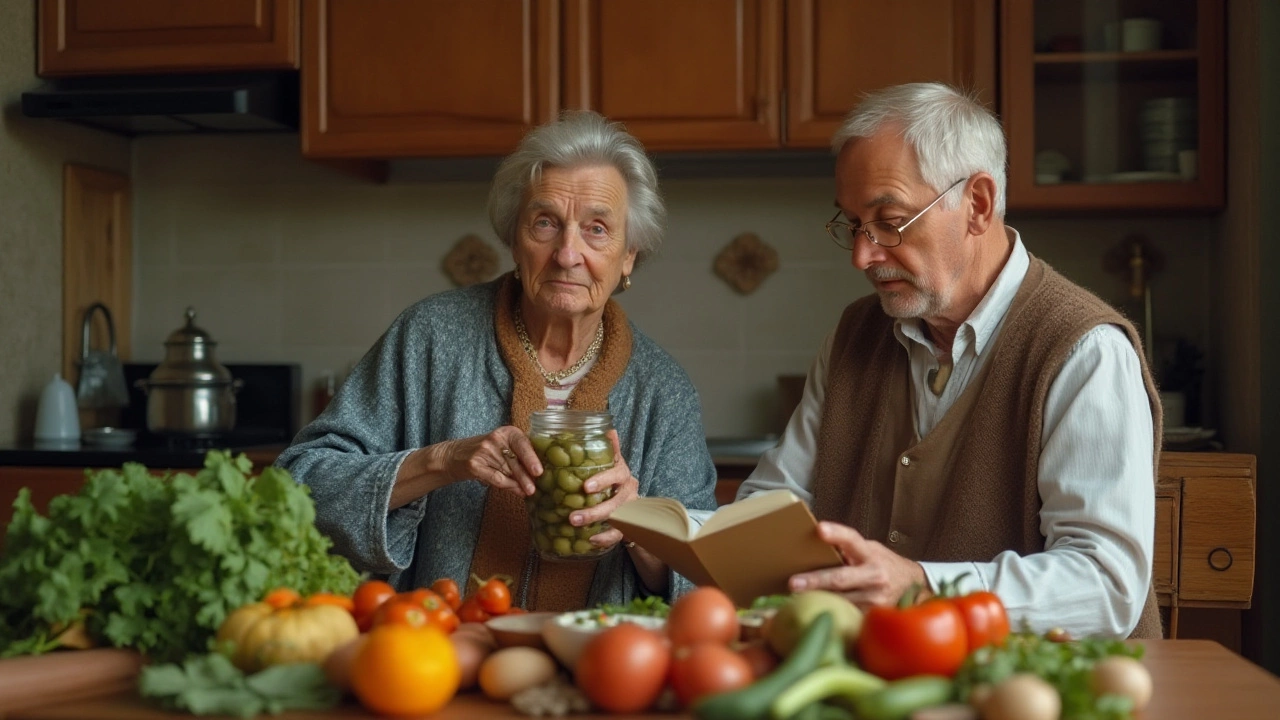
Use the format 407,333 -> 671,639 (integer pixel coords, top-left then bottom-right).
217,601 -> 359,672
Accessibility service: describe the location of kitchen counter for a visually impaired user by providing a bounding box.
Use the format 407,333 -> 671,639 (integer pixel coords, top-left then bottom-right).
0,443 -> 287,470
4,640 -> 1279,719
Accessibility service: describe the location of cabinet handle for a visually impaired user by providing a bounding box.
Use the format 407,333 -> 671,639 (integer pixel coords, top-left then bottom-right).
1208,547 -> 1233,572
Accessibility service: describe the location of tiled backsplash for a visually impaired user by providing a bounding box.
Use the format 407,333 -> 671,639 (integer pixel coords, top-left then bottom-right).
133,135 -> 1218,436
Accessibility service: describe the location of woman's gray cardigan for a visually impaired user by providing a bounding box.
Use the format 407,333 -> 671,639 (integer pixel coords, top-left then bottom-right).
275,278 -> 719,607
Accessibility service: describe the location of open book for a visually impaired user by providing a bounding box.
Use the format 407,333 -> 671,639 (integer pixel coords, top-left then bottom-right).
608,489 -> 843,607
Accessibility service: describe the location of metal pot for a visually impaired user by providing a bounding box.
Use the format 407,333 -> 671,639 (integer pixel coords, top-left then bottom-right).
135,307 -> 243,436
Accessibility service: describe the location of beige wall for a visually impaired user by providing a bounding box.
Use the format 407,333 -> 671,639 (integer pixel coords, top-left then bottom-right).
131,134 -> 1217,437
0,1 -> 130,444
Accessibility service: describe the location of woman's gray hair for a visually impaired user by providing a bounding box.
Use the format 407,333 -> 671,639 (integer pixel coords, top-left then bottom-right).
488,110 -> 665,265
831,83 -> 1007,217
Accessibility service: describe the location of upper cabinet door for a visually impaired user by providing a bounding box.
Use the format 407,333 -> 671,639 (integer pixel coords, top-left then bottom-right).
785,0 -> 996,148
38,0 -> 299,76
303,0 -> 558,158
1001,0 -> 1224,211
563,0 -> 783,151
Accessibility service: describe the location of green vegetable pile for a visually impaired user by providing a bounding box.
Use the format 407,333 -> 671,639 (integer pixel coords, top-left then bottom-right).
595,595 -> 671,618
954,631 -> 1145,720
0,451 -> 359,662
140,653 -> 339,718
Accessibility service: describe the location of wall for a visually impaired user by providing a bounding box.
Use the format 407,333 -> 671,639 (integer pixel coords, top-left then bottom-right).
132,134 -> 1217,437
0,1 -> 131,444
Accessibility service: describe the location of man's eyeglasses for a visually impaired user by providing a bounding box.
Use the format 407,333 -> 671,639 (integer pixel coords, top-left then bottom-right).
825,177 -> 967,250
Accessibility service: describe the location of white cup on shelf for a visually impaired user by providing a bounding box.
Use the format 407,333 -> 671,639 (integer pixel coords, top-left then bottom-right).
1122,18 -> 1162,52
1178,149 -> 1199,180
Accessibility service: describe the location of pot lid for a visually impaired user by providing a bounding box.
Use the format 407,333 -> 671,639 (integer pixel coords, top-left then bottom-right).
148,307 -> 234,384
166,307 -> 216,346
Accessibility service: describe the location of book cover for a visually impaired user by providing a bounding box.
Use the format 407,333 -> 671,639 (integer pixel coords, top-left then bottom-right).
608,489 -> 843,606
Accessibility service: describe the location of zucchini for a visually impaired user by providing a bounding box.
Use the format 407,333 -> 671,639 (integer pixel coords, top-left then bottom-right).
771,664 -> 886,719
694,612 -> 835,720
855,675 -> 955,720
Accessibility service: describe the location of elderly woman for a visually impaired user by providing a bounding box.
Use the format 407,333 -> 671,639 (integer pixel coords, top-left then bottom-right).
276,111 -> 718,611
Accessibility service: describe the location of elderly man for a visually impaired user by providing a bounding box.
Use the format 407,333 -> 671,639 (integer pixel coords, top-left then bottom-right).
739,83 -> 1161,639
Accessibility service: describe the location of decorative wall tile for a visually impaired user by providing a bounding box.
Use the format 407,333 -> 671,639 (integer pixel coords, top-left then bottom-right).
714,232 -> 779,295
442,234 -> 499,287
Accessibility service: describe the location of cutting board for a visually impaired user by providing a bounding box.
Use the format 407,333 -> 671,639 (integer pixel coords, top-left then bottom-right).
61,165 -> 132,430
0,649 -> 143,717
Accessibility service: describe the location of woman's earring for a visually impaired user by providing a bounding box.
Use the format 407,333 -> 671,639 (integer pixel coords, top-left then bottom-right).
513,266 -> 521,280
622,275 -> 631,291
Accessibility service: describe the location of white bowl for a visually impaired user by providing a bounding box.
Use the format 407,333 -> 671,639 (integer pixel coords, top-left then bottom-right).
541,610 -> 666,670
485,611 -> 559,651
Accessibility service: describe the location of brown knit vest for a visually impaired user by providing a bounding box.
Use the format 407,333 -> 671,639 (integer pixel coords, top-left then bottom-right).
811,257 -> 1164,639
468,273 -> 634,612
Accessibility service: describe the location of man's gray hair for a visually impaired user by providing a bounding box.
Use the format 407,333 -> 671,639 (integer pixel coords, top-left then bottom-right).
831,83 -> 1007,217
487,110 -> 665,265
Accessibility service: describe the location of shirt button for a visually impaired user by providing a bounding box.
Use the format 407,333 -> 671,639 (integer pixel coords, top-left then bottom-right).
888,530 -> 901,543
900,456 -> 911,466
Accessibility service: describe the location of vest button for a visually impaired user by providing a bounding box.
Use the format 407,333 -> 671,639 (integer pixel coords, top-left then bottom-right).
900,456 -> 911,466
888,530 -> 901,543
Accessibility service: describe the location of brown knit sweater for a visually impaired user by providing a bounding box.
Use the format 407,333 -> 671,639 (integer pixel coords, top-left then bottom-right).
811,256 -> 1164,639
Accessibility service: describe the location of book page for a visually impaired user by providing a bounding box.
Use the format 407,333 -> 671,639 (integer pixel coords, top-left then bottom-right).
698,488 -> 801,537
609,496 -> 695,540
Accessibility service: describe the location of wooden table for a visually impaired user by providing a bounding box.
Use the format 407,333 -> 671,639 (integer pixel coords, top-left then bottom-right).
5,640 -> 1279,719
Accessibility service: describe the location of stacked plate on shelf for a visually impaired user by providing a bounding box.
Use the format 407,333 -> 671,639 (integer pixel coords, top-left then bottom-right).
1141,97 -> 1197,173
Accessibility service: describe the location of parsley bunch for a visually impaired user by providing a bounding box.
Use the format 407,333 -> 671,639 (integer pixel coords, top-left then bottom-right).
140,653 -> 340,718
0,451 -> 359,662
954,632 -> 1145,720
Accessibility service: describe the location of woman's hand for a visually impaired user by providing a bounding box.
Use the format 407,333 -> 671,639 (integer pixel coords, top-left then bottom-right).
439,426 -> 543,497
564,429 -> 639,547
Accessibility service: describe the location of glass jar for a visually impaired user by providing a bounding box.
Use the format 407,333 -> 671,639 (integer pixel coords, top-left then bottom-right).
527,410 -> 616,561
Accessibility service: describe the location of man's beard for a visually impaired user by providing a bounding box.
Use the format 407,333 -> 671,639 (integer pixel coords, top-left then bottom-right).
866,266 -> 944,318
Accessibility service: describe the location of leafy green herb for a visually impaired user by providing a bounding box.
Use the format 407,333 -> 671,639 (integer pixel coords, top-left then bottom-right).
740,594 -> 791,614
953,632 -> 1145,720
595,595 -> 671,618
139,652 -> 340,718
0,451 -> 359,662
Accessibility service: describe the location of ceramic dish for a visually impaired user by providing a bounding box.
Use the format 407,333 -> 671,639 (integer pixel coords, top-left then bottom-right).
81,426 -> 137,448
484,611 -> 559,651
541,610 -> 666,670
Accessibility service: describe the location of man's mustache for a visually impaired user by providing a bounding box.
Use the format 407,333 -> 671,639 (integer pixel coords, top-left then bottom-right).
866,266 -> 918,285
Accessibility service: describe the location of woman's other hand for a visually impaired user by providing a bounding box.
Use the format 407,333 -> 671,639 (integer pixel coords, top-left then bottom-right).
564,429 -> 639,548
439,426 -> 543,497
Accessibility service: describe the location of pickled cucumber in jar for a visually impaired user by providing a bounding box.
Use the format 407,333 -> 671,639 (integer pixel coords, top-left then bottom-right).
527,410 -> 616,561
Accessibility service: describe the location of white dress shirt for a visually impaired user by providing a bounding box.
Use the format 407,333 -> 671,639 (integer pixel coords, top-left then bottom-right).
737,231 -> 1155,638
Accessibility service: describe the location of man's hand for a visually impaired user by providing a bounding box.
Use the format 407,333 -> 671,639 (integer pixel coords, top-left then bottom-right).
788,521 -> 926,608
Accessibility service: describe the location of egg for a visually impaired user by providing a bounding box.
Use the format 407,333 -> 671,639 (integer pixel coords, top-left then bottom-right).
451,631 -> 496,690
478,646 -> 559,701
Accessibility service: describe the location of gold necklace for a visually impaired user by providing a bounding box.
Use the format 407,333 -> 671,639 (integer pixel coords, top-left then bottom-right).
513,308 -> 604,388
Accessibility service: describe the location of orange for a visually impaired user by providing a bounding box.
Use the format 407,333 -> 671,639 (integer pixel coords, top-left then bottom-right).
350,624 -> 460,716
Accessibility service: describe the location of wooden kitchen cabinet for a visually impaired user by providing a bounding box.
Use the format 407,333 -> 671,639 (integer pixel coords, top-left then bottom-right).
38,0 -> 299,76
302,0 -> 559,158
784,0 -> 996,147
563,0 -> 782,151
1157,452 -> 1256,640
1000,0 -> 1225,211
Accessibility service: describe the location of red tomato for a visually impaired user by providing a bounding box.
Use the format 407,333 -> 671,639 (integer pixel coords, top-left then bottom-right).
376,600 -> 428,629
736,641 -> 779,680
669,642 -> 755,708
856,599 -> 968,680
950,591 -> 1010,650
666,587 -> 740,647
576,624 -> 671,713
431,578 -> 462,610
457,596 -> 491,624
474,576 -> 512,615
352,580 -> 397,632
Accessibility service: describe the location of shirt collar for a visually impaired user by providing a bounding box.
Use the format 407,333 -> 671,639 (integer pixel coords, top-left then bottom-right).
893,226 -> 1028,357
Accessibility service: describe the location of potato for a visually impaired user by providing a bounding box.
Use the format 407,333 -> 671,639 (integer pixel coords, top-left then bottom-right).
1091,656 -> 1153,711
451,630 -> 496,690
478,647 -> 558,701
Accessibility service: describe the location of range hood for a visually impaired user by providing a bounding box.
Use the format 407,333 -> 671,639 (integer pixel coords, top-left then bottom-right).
21,72 -> 299,136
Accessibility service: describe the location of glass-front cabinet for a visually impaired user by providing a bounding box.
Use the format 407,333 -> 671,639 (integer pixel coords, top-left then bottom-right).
1001,1 -> 1224,211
